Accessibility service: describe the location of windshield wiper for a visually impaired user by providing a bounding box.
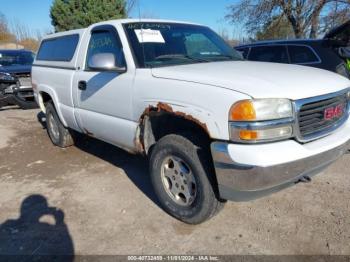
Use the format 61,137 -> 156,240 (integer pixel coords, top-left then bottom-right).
154,54 -> 210,63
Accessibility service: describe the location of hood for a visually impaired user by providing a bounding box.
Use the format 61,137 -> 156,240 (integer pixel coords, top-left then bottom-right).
151,61 -> 350,100
0,65 -> 32,75
324,20 -> 350,44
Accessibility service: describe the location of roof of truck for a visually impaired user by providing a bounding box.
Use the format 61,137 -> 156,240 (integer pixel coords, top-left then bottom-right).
90,18 -> 203,27
43,28 -> 86,40
110,18 -> 202,25
43,19 -> 203,39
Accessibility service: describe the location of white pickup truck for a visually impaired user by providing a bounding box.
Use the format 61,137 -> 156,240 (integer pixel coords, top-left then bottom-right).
32,19 -> 350,224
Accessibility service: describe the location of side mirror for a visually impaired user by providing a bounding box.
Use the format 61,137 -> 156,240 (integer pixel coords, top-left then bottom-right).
87,53 -> 126,73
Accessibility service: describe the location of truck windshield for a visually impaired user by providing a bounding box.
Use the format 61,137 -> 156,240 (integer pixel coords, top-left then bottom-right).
124,22 -> 243,68
0,51 -> 35,67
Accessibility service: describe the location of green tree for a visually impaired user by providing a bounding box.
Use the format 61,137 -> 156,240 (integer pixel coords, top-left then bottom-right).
50,0 -> 127,32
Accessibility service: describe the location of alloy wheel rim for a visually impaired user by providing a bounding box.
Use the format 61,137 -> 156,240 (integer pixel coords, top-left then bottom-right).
160,155 -> 197,206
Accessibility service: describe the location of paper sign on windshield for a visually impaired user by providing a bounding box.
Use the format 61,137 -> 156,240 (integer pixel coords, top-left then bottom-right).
135,29 -> 165,43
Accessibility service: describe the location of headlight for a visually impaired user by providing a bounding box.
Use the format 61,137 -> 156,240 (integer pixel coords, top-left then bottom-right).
229,98 -> 294,143
0,73 -> 15,81
229,99 -> 293,121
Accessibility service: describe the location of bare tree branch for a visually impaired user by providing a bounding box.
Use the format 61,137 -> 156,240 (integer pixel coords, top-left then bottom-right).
126,0 -> 137,15
226,0 -> 350,39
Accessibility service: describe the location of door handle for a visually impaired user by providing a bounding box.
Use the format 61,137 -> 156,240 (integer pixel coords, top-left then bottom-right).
78,81 -> 87,91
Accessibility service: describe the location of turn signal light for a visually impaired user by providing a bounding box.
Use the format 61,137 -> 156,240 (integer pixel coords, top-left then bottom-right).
239,130 -> 258,140
229,100 -> 256,121
236,126 -> 293,141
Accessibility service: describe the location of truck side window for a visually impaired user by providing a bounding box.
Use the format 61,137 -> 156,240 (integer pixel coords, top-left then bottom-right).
37,34 -> 79,62
249,46 -> 289,64
288,45 -> 319,64
86,30 -> 125,69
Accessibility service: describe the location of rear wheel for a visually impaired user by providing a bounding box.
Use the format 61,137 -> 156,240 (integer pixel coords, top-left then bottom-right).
149,134 -> 224,224
45,102 -> 74,148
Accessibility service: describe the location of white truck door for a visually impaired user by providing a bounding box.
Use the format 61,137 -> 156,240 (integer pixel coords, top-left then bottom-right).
72,25 -> 137,151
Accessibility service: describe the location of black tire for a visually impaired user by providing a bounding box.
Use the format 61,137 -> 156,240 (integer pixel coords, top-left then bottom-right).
149,134 -> 224,224
14,99 -> 38,110
45,102 -> 74,148
12,93 -> 39,110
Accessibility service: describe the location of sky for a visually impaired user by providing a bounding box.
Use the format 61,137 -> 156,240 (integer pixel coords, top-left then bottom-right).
1,0 -> 243,38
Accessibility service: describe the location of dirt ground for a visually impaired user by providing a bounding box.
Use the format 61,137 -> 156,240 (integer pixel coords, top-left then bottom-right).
0,107 -> 349,256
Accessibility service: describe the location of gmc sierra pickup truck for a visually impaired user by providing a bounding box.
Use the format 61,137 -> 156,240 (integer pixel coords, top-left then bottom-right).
32,19 -> 350,224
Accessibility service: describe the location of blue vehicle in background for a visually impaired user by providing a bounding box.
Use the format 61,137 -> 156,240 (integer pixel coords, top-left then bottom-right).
0,49 -> 38,109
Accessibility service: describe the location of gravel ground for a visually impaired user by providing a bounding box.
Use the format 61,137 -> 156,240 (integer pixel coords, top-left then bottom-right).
0,107 -> 349,257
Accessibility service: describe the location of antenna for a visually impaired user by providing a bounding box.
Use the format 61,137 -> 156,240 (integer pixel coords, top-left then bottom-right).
138,0 -> 142,22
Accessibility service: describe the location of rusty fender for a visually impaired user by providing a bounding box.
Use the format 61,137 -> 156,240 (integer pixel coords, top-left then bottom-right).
135,102 -> 210,153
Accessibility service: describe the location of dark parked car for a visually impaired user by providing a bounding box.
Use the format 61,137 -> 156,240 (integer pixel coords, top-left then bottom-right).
0,49 -> 38,109
235,20 -> 350,79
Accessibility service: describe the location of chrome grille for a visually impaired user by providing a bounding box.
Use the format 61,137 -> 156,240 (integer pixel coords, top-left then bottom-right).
296,91 -> 349,141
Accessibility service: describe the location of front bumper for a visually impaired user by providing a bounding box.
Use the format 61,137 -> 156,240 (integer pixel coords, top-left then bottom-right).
211,121 -> 350,201
0,84 -> 36,109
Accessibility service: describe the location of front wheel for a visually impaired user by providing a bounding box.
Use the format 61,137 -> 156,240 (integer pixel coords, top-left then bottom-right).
149,134 -> 224,224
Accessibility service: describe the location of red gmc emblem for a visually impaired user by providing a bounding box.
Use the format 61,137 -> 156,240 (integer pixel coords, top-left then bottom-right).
324,104 -> 344,121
